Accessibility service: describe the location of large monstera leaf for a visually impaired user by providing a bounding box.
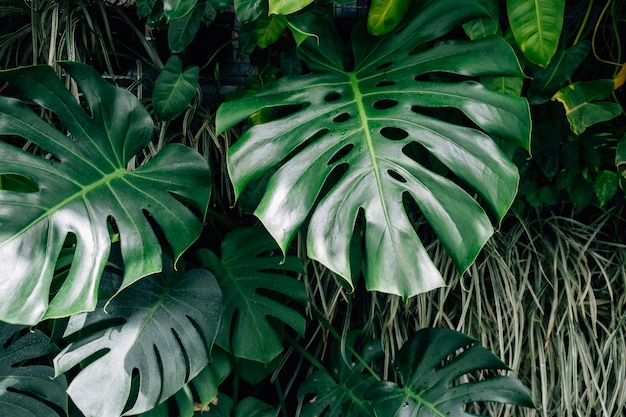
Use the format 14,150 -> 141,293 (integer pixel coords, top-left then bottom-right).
0,62 -> 211,325
53,261 -> 223,417
198,227 -> 307,364
366,328 -> 535,416
217,0 -> 531,298
0,323 -> 68,417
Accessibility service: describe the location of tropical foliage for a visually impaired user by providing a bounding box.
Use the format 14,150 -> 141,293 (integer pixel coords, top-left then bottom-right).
0,0 -> 624,416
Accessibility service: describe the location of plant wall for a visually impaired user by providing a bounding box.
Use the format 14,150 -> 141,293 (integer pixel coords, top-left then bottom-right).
0,0 -> 624,416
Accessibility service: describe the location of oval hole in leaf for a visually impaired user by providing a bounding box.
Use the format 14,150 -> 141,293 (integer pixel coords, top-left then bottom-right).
381,126 -> 408,140
376,61 -> 393,70
324,92 -> 342,102
283,128 -> 330,164
333,112 -> 351,123
387,170 -> 407,183
327,144 -> 354,165
376,80 -> 396,87
0,174 -> 39,192
374,99 -> 399,110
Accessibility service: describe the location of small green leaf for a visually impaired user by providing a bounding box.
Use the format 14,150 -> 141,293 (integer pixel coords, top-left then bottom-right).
529,41 -> 591,104
367,0 -> 411,36
269,0 -> 313,16
254,15 -> 287,49
507,0 -> 564,67
136,0 -> 157,18
616,134 -> 626,167
568,175 -> 594,211
234,0 -> 265,23
210,0 -> 232,13
163,0 -> 198,19
153,55 -> 199,120
552,79 -> 622,135
594,170 -> 618,207
0,323 -> 68,417
54,263 -> 223,417
462,0 -> 499,40
285,13 -> 320,47
168,2 -> 204,53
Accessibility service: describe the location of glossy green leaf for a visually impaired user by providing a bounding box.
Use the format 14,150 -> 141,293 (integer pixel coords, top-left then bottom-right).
0,323 -> 68,417
210,0 -> 232,13
234,0 -> 265,23
217,0 -> 530,299
168,3 -> 204,53
254,15 -> 287,49
367,0 -> 411,36
529,41 -> 591,104
481,74 -> 524,96
0,62 -> 211,325
153,55 -> 199,120
367,328 -> 535,416
54,263 -> 223,417
269,0 -> 313,16
507,0 -> 564,67
199,227 -> 307,363
616,134 -> 626,167
552,79 -> 622,135
594,170 -> 618,207
163,0 -> 197,19
462,0 -> 499,40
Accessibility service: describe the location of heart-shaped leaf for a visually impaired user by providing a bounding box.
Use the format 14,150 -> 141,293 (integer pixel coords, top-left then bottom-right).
507,0 -> 564,67
153,55 -> 200,120
54,261 -> 223,417
198,227 -> 307,364
163,0 -> 198,19
167,3 -> 204,53
0,62 -> 211,325
552,79 -> 623,135
0,323 -> 68,417
367,0 -> 411,36
217,1 -> 530,299
366,328 -> 535,416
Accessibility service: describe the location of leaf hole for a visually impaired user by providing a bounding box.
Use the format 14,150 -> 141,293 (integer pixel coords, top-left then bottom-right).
171,328 -> 191,381
122,368 -> 141,414
324,92 -> 342,102
387,170 -> 407,183
0,174 -> 39,192
373,99 -> 399,110
380,127 -> 408,141
327,144 -> 354,166
333,112 -> 351,123
186,315 -> 212,357
375,80 -> 396,87
375,61 -> 393,70
411,105 -> 481,131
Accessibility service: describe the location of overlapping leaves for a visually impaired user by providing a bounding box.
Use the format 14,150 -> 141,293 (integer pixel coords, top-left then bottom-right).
0,62 -> 211,325
53,260 -> 223,417
217,0 -> 531,299
0,323 -> 67,417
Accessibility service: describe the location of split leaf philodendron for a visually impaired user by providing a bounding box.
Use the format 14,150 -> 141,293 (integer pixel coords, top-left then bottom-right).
217,0 -> 531,299
0,62 -> 211,325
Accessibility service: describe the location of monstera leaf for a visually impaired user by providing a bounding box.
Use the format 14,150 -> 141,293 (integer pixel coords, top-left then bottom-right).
216,1 -> 531,299
53,260 -> 223,417
0,62 -> 211,325
0,323 -> 68,417
198,227 -> 307,364
366,328 -> 535,416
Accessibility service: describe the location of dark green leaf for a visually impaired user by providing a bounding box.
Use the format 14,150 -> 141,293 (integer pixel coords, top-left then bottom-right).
462,0 -> 499,40
254,15 -> 287,49
367,328 -> 535,416
529,41 -> 591,104
235,397 -> 276,417
153,55 -> 200,120
507,0 -> 564,67
54,262 -> 223,417
234,0 -> 265,23
168,3 -> 204,53
163,0 -> 198,19
210,0 -> 232,13
0,323 -> 68,417
136,0 -> 158,18
552,79 -> 622,135
217,0 -> 530,299
199,227 -> 307,363
0,62 -> 211,325
568,175 -> 594,211
367,0 -> 411,36
616,134 -> 626,167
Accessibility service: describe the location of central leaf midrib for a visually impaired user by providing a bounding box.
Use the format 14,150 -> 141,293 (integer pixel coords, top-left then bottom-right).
349,72 -> 396,246
1,167 -> 129,247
